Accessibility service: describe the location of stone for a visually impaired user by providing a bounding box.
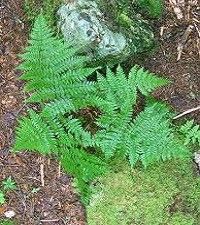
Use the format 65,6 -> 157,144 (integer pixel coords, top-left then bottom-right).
57,0 -> 155,65
194,152 -> 200,172
4,210 -> 16,218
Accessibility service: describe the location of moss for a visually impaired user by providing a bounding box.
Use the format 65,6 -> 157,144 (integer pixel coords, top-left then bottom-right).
135,0 -> 164,18
24,0 -> 63,25
87,160 -> 200,225
168,213 -> 195,225
97,0 -> 155,56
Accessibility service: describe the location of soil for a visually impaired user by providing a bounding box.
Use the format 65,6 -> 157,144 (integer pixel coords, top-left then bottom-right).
0,1 -> 85,224
0,0 -> 199,224
144,0 -> 200,122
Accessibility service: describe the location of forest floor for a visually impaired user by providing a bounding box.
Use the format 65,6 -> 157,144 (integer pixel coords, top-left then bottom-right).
0,0 -> 199,224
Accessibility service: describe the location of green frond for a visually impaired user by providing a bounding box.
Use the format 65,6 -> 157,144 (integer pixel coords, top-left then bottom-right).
14,110 -> 57,154
96,66 -> 137,129
18,14 -> 96,104
129,65 -> 169,96
126,103 -> 189,167
42,99 -> 76,118
60,147 -> 108,204
14,14 -> 189,206
60,147 -> 107,182
180,120 -> 200,145
26,81 -> 96,103
95,130 -> 122,158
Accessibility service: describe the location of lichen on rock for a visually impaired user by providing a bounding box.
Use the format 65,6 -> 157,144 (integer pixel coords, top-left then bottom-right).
57,0 -> 155,65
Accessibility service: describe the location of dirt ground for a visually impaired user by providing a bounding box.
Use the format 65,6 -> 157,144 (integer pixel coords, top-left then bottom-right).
0,1 -> 85,224
0,0 -> 199,224
145,0 -> 200,122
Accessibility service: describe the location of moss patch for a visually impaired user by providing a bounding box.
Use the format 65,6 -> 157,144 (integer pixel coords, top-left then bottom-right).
24,0 -> 63,25
87,160 -> 200,225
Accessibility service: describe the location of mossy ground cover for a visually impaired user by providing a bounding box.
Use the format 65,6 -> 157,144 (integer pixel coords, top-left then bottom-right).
24,0 -> 62,25
87,159 -> 200,225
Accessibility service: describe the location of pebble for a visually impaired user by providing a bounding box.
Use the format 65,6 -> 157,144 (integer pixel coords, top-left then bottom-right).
4,210 -> 16,218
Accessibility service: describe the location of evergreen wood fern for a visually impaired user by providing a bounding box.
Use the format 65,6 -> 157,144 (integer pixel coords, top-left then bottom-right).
14,15 -> 189,203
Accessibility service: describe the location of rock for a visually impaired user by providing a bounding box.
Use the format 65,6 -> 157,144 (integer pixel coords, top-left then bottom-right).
194,152 -> 200,172
57,0 -> 155,65
4,210 -> 16,218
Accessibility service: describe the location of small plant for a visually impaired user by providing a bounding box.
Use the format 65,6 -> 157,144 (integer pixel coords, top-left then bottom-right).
2,177 -> 17,191
0,219 -> 15,225
0,191 -> 6,205
24,0 -> 62,25
135,0 -> 163,18
31,187 -> 40,194
14,15 -> 190,203
0,177 -> 17,206
180,120 -> 200,146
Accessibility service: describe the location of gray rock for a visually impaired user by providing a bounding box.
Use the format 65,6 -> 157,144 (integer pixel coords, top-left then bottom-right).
194,152 -> 200,173
57,0 -> 154,65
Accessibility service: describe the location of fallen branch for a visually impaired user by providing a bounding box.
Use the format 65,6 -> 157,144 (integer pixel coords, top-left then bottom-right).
173,105 -> 200,119
40,163 -> 45,187
40,219 -> 59,222
169,0 -> 184,19
177,25 -> 194,61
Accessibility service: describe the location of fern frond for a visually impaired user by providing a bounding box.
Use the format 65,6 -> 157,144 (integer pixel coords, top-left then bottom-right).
14,110 -> 57,154
19,14 -> 97,104
96,66 -> 137,129
60,147 -> 108,204
42,99 -> 76,118
180,120 -> 200,145
26,81 -> 96,103
129,65 -> 169,96
126,103 -> 189,167
95,130 -> 122,158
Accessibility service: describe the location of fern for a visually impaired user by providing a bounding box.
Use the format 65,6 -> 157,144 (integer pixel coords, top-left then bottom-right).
15,110 -> 57,154
125,103 -> 189,167
19,14 -> 96,105
60,147 -> 107,204
93,65 -> 170,161
14,15 -> 190,203
180,120 -> 200,146
129,65 -> 169,96
94,68 -> 187,166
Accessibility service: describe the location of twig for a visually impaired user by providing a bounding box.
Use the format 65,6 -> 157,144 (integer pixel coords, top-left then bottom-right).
58,161 -> 61,178
47,158 -> 51,166
177,25 -> 194,61
40,163 -> 45,187
197,38 -> 200,58
169,0 -> 183,19
40,219 -> 59,222
173,105 -> 200,119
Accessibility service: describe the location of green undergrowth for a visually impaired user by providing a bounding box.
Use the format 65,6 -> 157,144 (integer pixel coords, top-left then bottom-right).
0,220 -> 15,225
180,120 -> 200,146
135,0 -> 163,18
87,159 -> 200,225
24,0 -> 62,25
13,14 -> 192,204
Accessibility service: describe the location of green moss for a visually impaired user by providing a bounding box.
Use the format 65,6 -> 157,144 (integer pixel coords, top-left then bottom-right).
168,213 -> 195,225
136,0 -> 163,18
24,0 -> 63,25
87,160 -> 200,225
